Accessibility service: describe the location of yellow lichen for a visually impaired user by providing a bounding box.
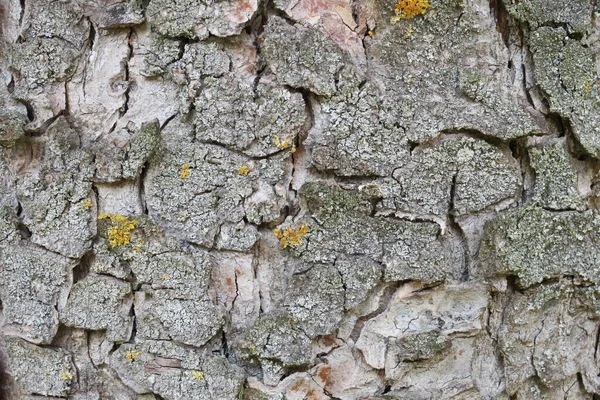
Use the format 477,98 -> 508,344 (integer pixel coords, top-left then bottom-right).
368,30 -> 375,37
586,76 -> 592,92
191,371 -> 204,380
98,213 -> 138,248
273,135 -> 296,153
59,371 -> 73,381
81,199 -> 93,209
125,350 -> 141,362
238,165 -> 251,176
403,26 -> 414,39
273,224 -> 310,248
180,163 -> 191,179
393,0 -> 430,20
159,274 -> 170,280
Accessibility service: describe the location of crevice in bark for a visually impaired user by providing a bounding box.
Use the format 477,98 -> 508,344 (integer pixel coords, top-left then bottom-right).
16,98 -> 34,122
80,18 -> 97,101
349,281 -> 403,342
448,173 -> 469,281
23,110 -> 66,137
18,0 -> 25,28
121,28 -> 135,118
138,164 -> 149,215
72,251 -> 93,284
508,138 -> 534,205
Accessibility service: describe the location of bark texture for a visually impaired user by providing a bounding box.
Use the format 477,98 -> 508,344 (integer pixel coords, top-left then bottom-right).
1,0 -> 600,398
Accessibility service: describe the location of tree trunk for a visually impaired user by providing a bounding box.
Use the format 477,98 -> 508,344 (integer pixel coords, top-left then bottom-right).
1,0 -> 600,398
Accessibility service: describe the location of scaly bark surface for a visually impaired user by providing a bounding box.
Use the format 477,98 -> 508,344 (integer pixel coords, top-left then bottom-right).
1,0 -> 600,398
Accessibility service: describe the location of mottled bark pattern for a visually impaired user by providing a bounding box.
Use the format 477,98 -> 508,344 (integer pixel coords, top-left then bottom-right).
1,0 -> 600,399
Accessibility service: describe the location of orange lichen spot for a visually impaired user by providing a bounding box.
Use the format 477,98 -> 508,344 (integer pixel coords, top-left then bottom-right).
191,371 -> 204,380
238,165 -> 251,176
180,163 -> 191,179
81,199 -> 93,209
125,350 -> 141,362
59,371 -> 73,381
273,224 -> 310,248
316,365 -> 332,384
98,213 -> 138,248
393,0 -> 430,20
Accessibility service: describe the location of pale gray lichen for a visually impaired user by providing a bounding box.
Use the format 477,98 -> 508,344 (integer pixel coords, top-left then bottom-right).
308,69 -> 411,177
369,0 -> 539,144
145,117 -> 286,248
194,74 -> 307,158
135,288 -> 225,347
110,340 -> 245,399
20,0 -> 89,47
59,274 -> 134,343
261,16 -> 346,97
381,135 -> 522,218
529,140 -> 587,210
5,336 -> 75,397
141,35 -> 182,78
146,0 -> 257,40
10,38 -> 80,91
284,263 -> 346,338
528,27 -> 600,157
504,0 -> 593,34
13,117 -> 96,258
0,240 -> 74,344
238,313 -> 313,368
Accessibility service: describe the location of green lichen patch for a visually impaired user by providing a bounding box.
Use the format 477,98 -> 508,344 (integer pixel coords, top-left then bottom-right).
293,182 -> 461,284
238,313 -> 313,368
92,119 -> 161,182
479,205 -> 600,287
393,331 -> 451,362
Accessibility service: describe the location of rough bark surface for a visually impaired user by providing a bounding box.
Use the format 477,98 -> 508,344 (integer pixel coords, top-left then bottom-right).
1,0 -> 600,399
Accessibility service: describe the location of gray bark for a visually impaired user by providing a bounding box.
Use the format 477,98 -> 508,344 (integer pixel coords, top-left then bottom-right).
1,0 -> 600,398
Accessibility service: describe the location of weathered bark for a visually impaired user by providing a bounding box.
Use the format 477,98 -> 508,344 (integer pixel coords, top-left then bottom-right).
1,0 -> 600,398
